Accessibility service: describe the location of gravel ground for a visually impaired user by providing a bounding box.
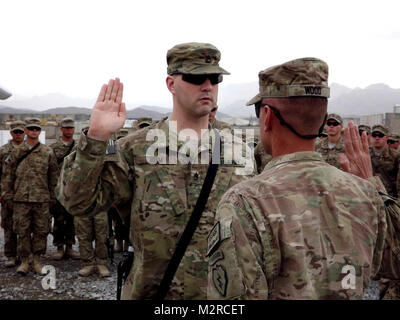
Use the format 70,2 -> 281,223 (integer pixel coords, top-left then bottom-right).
0,230 -> 123,300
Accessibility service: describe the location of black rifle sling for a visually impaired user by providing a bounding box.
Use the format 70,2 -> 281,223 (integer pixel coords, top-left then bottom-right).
57,140 -> 75,165
154,129 -> 221,300
16,142 -> 40,169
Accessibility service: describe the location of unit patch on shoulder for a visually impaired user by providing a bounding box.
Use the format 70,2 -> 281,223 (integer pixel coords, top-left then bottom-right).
206,222 -> 220,256
209,250 -> 224,266
212,264 -> 228,297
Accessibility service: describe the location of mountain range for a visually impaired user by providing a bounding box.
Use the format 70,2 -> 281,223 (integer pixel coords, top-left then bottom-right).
1,82 -> 399,119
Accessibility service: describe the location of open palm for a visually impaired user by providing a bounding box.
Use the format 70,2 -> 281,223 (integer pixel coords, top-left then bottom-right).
88,78 -> 126,141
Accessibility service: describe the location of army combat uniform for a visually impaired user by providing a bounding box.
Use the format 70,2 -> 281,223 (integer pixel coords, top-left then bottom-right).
315,114 -> 345,170
0,121 -> 26,265
49,119 -> 78,259
208,57 -> 400,300
1,120 -> 59,274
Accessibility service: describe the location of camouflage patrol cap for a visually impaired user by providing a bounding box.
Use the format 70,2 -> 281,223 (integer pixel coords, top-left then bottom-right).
167,42 -> 230,75
247,57 -> 330,106
25,117 -> 42,129
389,133 -> 400,142
61,117 -> 75,128
10,120 -> 25,132
327,113 -> 343,124
358,124 -> 371,135
116,128 -> 129,139
371,124 -> 389,135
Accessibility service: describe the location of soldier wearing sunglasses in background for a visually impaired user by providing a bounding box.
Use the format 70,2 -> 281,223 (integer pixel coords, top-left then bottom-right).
0,121 -> 26,268
1,118 -> 58,275
56,42 -> 254,299
315,113 -> 345,169
387,134 -> 400,153
369,124 -> 400,300
358,124 -> 371,146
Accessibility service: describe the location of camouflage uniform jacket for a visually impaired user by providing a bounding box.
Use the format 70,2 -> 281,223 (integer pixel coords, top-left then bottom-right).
207,151 -> 400,300
315,135 -> 345,169
1,142 -> 59,203
212,119 -> 231,131
370,146 -> 400,198
49,138 -> 76,170
0,141 -> 23,195
56,117 -> 254,299
254,143 -> 272,174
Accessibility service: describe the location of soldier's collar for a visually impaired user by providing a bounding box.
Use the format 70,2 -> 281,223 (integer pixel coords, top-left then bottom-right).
264,151 -> 323,171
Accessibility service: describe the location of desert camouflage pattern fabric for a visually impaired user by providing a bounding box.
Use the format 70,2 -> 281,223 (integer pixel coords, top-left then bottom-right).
327,113 -> 343,124
0,141 -> 23,258
254,143 -> 272,174
370,146 -> 400,198
372,125 -> 389,136
247,57 -> 330,106
74,211 -> 108,266
13,202 -> 51,257
315,135 -> 345,169
50,138 -> 76,170
56,117 -> 254,299
207,151 -> 400,299
1,142 -> 59,202
167,42 -> 230,75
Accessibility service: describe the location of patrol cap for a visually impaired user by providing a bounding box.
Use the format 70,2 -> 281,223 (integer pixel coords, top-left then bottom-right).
358,124 -> 371,135
116,128 -> 129,139
371,124 -> 389,136
389,133 -> 400,142
61,117 -> 75,128
10,120 -> 25,132
137,117 -> 152,129
25,117 -> 42,129
247,57 -> 330,106
167,42 -> 230,76
327,113 -> 343,124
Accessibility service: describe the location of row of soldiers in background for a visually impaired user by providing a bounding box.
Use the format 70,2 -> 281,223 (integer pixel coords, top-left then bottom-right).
0,116 -> 153,277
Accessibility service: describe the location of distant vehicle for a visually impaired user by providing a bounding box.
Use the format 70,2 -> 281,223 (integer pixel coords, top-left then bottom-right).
0,84 -> 12,100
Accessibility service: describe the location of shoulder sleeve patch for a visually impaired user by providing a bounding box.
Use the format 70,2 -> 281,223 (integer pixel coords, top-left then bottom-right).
207,222 -> 220,256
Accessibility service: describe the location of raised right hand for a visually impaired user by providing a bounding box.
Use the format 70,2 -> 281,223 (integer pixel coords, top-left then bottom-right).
87,78 -> 126,141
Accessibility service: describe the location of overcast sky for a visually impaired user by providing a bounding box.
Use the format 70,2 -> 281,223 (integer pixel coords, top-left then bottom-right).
1,0 -> 399,108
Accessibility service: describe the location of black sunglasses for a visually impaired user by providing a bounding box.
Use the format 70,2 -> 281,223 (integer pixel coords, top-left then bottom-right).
254,101 -> 266,118
181,73 -> 223,85
12,130 -> 24,134
326,121 -> 340,127
387,139 -> 396,144
371,132 -> 385,138
27,126 -> 41,131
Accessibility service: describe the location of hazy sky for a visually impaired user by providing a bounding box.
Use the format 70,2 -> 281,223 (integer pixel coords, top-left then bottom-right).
1,0 -> 399,108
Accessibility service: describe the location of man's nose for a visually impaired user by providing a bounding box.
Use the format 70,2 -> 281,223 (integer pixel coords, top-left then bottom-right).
200,78 -> 212,91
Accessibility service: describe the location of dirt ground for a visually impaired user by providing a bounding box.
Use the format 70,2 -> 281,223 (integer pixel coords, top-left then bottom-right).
0,231 -> 124,300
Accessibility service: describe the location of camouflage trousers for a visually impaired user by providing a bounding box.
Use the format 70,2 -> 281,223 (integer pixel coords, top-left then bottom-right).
50,200 -> 76,247
74,212 -> 108,266
13,202 -> 51,258
0,204 -> 17,258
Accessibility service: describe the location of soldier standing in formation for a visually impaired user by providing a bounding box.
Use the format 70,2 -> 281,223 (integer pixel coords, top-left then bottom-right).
207,57 -> 400,299
369,124 -> 400,198
56,42 -> 254,299
1,118 -> 59,275
0,120 -> 26,267
387,133 -> 400,153
209,105 -> 230,131
315,113 -> 345,169
49,117 -> 80,260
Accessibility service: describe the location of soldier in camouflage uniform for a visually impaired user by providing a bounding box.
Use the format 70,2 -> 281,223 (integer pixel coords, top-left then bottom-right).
315,113 -> 345,169
56,42 -> 254,299
136,117 -> 152,129
0,120 -> 25,267
369,125 -> 400,198
49,117 -> 80,260
74,211 -> 110,277
209,105 -> 230,131
387,133 -> 400,153
1,118 -> 59,275
207,58 -> 400,300
369,125 -> 400,300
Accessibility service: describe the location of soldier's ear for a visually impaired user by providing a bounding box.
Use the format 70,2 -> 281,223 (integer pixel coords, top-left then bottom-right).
166,76 -> 176,95
263,107 -> 273,133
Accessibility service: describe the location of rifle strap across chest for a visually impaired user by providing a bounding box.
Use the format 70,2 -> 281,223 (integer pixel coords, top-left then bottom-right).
16,142 -> 40,169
